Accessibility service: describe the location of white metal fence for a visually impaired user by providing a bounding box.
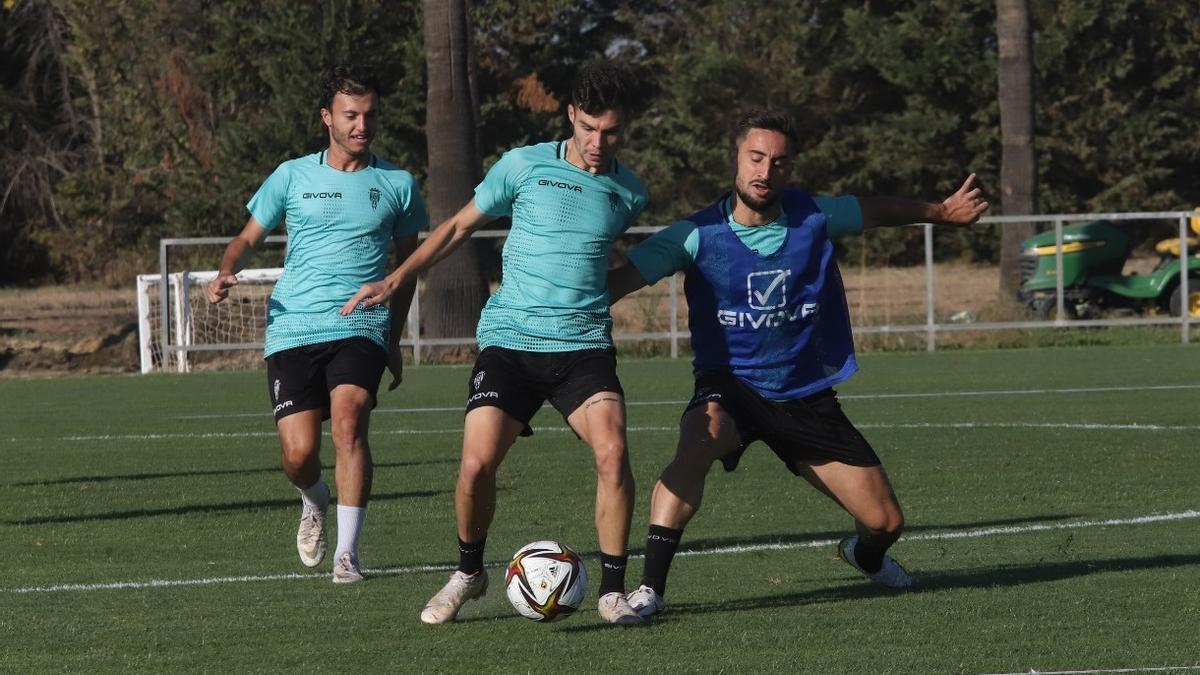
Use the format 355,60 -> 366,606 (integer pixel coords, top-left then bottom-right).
140,210 -> 1199,372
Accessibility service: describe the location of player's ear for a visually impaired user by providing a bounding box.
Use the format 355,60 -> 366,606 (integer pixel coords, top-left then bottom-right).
566,103 -> 577,126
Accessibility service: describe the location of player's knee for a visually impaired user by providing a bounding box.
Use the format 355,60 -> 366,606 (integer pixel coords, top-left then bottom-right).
459,454 -> 500,484
659,459 -> 707,496
592,441 -> 631,484
668,447 -> 715,479
861,506 -> 904,538
279,445 -> 317,475
330,430 -> 367,457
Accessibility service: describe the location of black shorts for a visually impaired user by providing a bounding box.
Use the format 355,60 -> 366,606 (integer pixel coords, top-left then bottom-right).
465,346 -> 624,436
265,337 -> 386,422
686,370 -> 881,474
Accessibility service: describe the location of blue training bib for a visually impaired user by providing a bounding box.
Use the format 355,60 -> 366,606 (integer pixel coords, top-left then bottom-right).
684,189 -> 858,400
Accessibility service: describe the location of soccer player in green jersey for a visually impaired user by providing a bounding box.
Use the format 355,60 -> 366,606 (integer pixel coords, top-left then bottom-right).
341,62 -> 649,624
207,65 -> 428,583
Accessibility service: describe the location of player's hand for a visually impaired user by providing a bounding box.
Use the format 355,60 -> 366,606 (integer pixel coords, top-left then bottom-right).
340,280 -> 395,316
207,274 -> 238,304
385,346 -> 404,392
938,173 -> 989,226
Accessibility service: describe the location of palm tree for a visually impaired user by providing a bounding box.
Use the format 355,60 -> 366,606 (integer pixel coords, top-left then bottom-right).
996,0 -> 1037,298
420,0 -> 489,355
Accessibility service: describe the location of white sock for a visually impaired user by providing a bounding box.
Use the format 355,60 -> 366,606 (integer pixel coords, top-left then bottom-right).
335,505 -> 366,561
297,479 -> 330,509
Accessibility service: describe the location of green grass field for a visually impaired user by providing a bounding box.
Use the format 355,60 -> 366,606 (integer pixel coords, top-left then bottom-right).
2,344 -> 1199,674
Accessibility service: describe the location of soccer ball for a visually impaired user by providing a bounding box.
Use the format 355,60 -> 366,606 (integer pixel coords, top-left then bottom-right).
505,540 -> 588,621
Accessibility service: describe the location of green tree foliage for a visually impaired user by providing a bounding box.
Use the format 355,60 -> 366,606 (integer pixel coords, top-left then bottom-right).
1034,1 -> 1200,215
0,1 -> 83,282
2,0 -> 424,284
2,0 -> 1198,284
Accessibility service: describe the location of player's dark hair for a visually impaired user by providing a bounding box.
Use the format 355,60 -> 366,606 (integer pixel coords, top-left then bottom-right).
570,62 -> 641,116
733,109 -> 800,156
318,63 -> 382,111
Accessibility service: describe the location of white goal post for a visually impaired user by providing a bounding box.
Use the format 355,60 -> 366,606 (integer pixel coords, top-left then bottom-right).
136,268 -> 284,373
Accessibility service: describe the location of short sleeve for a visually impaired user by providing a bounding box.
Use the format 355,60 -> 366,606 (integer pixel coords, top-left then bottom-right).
626,219 -> 700,285
813,195 -> 864,238
246,163 -> 291,231
473,151 -> 524,218
393,176 -> 429,238
626,189 -> 648,230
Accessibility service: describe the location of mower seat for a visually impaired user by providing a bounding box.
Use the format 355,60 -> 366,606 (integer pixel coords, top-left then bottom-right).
1154,209 -> 1200,257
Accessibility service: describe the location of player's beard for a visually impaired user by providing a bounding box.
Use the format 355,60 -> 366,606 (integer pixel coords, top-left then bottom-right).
734,184 -> 780,214
332,126 -> 371,159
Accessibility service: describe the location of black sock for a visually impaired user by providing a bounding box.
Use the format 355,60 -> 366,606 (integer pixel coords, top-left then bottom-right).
854,537 -> 885,574
598,553 -> 629,596
457,537 -> 486,575
640,524 -> 684,595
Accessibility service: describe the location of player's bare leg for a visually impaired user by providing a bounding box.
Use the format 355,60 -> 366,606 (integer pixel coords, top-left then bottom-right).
420,406 -> 523,624
651,402 -> 742,529
455,406 -> 524,543
277,409 -> 328,568
795,460 -> 911,588
327,384 -> 375,583
630,402 -> 741,617
567,391 -> 641,624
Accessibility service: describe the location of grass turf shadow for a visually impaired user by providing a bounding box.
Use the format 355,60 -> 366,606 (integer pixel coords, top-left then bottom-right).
6,457 -> 458,487
5,488 -> 450,525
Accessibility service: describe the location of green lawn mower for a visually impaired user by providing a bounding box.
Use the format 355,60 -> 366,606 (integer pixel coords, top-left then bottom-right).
1019,214 -> 1200,319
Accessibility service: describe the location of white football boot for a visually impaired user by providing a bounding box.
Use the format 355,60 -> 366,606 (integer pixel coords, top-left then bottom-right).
420,570 -> 489,624
598,592 -> 644,625
296,502 -> 327,568
837,536 -> 912,589
626,585 -> 667,618
332,551 -> 365,584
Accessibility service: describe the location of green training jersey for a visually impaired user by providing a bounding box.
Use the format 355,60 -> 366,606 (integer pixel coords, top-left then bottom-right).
247,151 -> 428,357
474,141 -> 648,352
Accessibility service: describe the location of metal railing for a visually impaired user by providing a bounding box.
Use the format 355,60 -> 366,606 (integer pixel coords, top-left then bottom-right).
152,210 -> 1198,369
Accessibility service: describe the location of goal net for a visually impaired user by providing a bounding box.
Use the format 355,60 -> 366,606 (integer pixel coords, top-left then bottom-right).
136,268 -> 283,373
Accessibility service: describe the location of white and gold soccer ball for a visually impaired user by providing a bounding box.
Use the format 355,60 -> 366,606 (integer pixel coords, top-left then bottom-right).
504,540 -> 588,621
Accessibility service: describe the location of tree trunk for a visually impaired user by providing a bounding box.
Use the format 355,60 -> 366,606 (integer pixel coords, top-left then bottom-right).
996,0 -> 1037,299
421,0 -> 489,355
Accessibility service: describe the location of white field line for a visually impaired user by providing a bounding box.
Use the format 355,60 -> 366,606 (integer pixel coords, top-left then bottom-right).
981,666 -> 1200,674
6,421 -> 1200,444
5,509 -> 1197,595
172,383 -> 1200,420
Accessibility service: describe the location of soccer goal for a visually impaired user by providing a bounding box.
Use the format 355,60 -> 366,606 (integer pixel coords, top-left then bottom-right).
136,267 -> 284,373
135,235 -> 438,373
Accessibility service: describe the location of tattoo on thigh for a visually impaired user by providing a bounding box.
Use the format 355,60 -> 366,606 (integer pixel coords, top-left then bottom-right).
585,395 -> 623,410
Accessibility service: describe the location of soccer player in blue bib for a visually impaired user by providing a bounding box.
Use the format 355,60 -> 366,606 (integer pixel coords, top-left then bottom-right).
607,110 -> 988,617
207,65 -> 428,584
342,63 -> 650,624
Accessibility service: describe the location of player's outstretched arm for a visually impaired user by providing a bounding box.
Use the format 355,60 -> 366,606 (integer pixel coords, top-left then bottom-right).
207,217 -> 269,304
384,234 -> 420,392
859,173 -> 989,229
607,263 -> 649,304
340,199 -> 495,315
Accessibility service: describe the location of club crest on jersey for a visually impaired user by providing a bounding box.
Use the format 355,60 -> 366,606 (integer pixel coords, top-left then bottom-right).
608,191 -> 620,213
473,370 -> 486,391
746,270 -> 790,310
369,187 -> 381,211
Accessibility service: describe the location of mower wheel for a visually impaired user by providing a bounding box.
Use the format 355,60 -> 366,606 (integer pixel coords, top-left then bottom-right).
1168,277 -> 1200,317
1034,295 -> 1077,320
